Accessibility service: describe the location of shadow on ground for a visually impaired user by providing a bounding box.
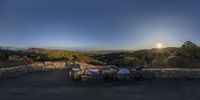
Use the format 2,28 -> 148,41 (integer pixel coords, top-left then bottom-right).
0,70 -> 200,100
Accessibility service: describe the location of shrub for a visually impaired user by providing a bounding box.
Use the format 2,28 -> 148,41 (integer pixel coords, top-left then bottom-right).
0,53 -> 7,60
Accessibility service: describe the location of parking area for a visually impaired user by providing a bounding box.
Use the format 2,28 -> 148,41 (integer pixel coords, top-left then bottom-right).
0,69 -> 200,100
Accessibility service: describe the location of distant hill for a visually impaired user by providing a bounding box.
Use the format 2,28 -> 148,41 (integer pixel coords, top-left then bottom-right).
0,41 -> 200,68
0,46 -> 24,51
0,47 -> 105,66
93,45 -> 200,68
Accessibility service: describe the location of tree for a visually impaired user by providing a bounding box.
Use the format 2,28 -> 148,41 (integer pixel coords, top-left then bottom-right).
181,41 -> 200,58
182,41 -> 197,48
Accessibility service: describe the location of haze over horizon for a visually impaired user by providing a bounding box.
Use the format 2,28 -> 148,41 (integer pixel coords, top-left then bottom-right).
0,0 -> 200,50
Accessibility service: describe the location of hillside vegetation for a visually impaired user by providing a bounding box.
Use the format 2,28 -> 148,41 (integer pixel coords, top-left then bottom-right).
94,41 -> 200,68
0,48 -> 105,67
0,41 -> 200,68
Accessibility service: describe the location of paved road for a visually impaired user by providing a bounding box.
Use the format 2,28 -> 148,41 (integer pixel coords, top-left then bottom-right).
0,70 -> 200,100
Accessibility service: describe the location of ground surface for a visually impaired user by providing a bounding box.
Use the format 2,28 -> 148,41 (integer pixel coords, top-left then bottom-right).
0,70 -> 200,100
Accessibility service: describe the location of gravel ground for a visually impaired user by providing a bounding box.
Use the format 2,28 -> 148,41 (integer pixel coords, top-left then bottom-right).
0,70 -> 200,100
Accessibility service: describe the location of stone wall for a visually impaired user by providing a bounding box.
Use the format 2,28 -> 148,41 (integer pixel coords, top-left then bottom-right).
31,61 -> 68,70
0,62 -> 69,79
0,65 -> 32,79
1,64 -> 200,79
135,68 -> 200,79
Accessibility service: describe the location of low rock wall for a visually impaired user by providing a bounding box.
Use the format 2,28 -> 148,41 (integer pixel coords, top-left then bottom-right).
0,63 -> 67,79
1,66 -> 200,79
135,68 -> 200,79
0,65 -> 32,79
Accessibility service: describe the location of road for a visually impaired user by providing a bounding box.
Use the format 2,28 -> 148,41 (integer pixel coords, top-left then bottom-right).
0,70 -> 200,100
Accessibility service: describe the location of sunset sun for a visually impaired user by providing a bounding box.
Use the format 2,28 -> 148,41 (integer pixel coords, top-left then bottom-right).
156,43 -> 163,49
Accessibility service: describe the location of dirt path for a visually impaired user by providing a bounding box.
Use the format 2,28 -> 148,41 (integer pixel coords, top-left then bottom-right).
0,70 -> 200,100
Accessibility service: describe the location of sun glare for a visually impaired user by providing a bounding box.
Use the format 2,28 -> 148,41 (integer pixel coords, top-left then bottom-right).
156,43 -> 163,49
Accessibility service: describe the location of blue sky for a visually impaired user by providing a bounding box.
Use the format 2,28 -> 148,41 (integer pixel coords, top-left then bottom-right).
0,0 -> 200,50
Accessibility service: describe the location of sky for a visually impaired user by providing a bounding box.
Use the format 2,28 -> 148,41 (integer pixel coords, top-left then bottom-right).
0,0 -> 200,50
